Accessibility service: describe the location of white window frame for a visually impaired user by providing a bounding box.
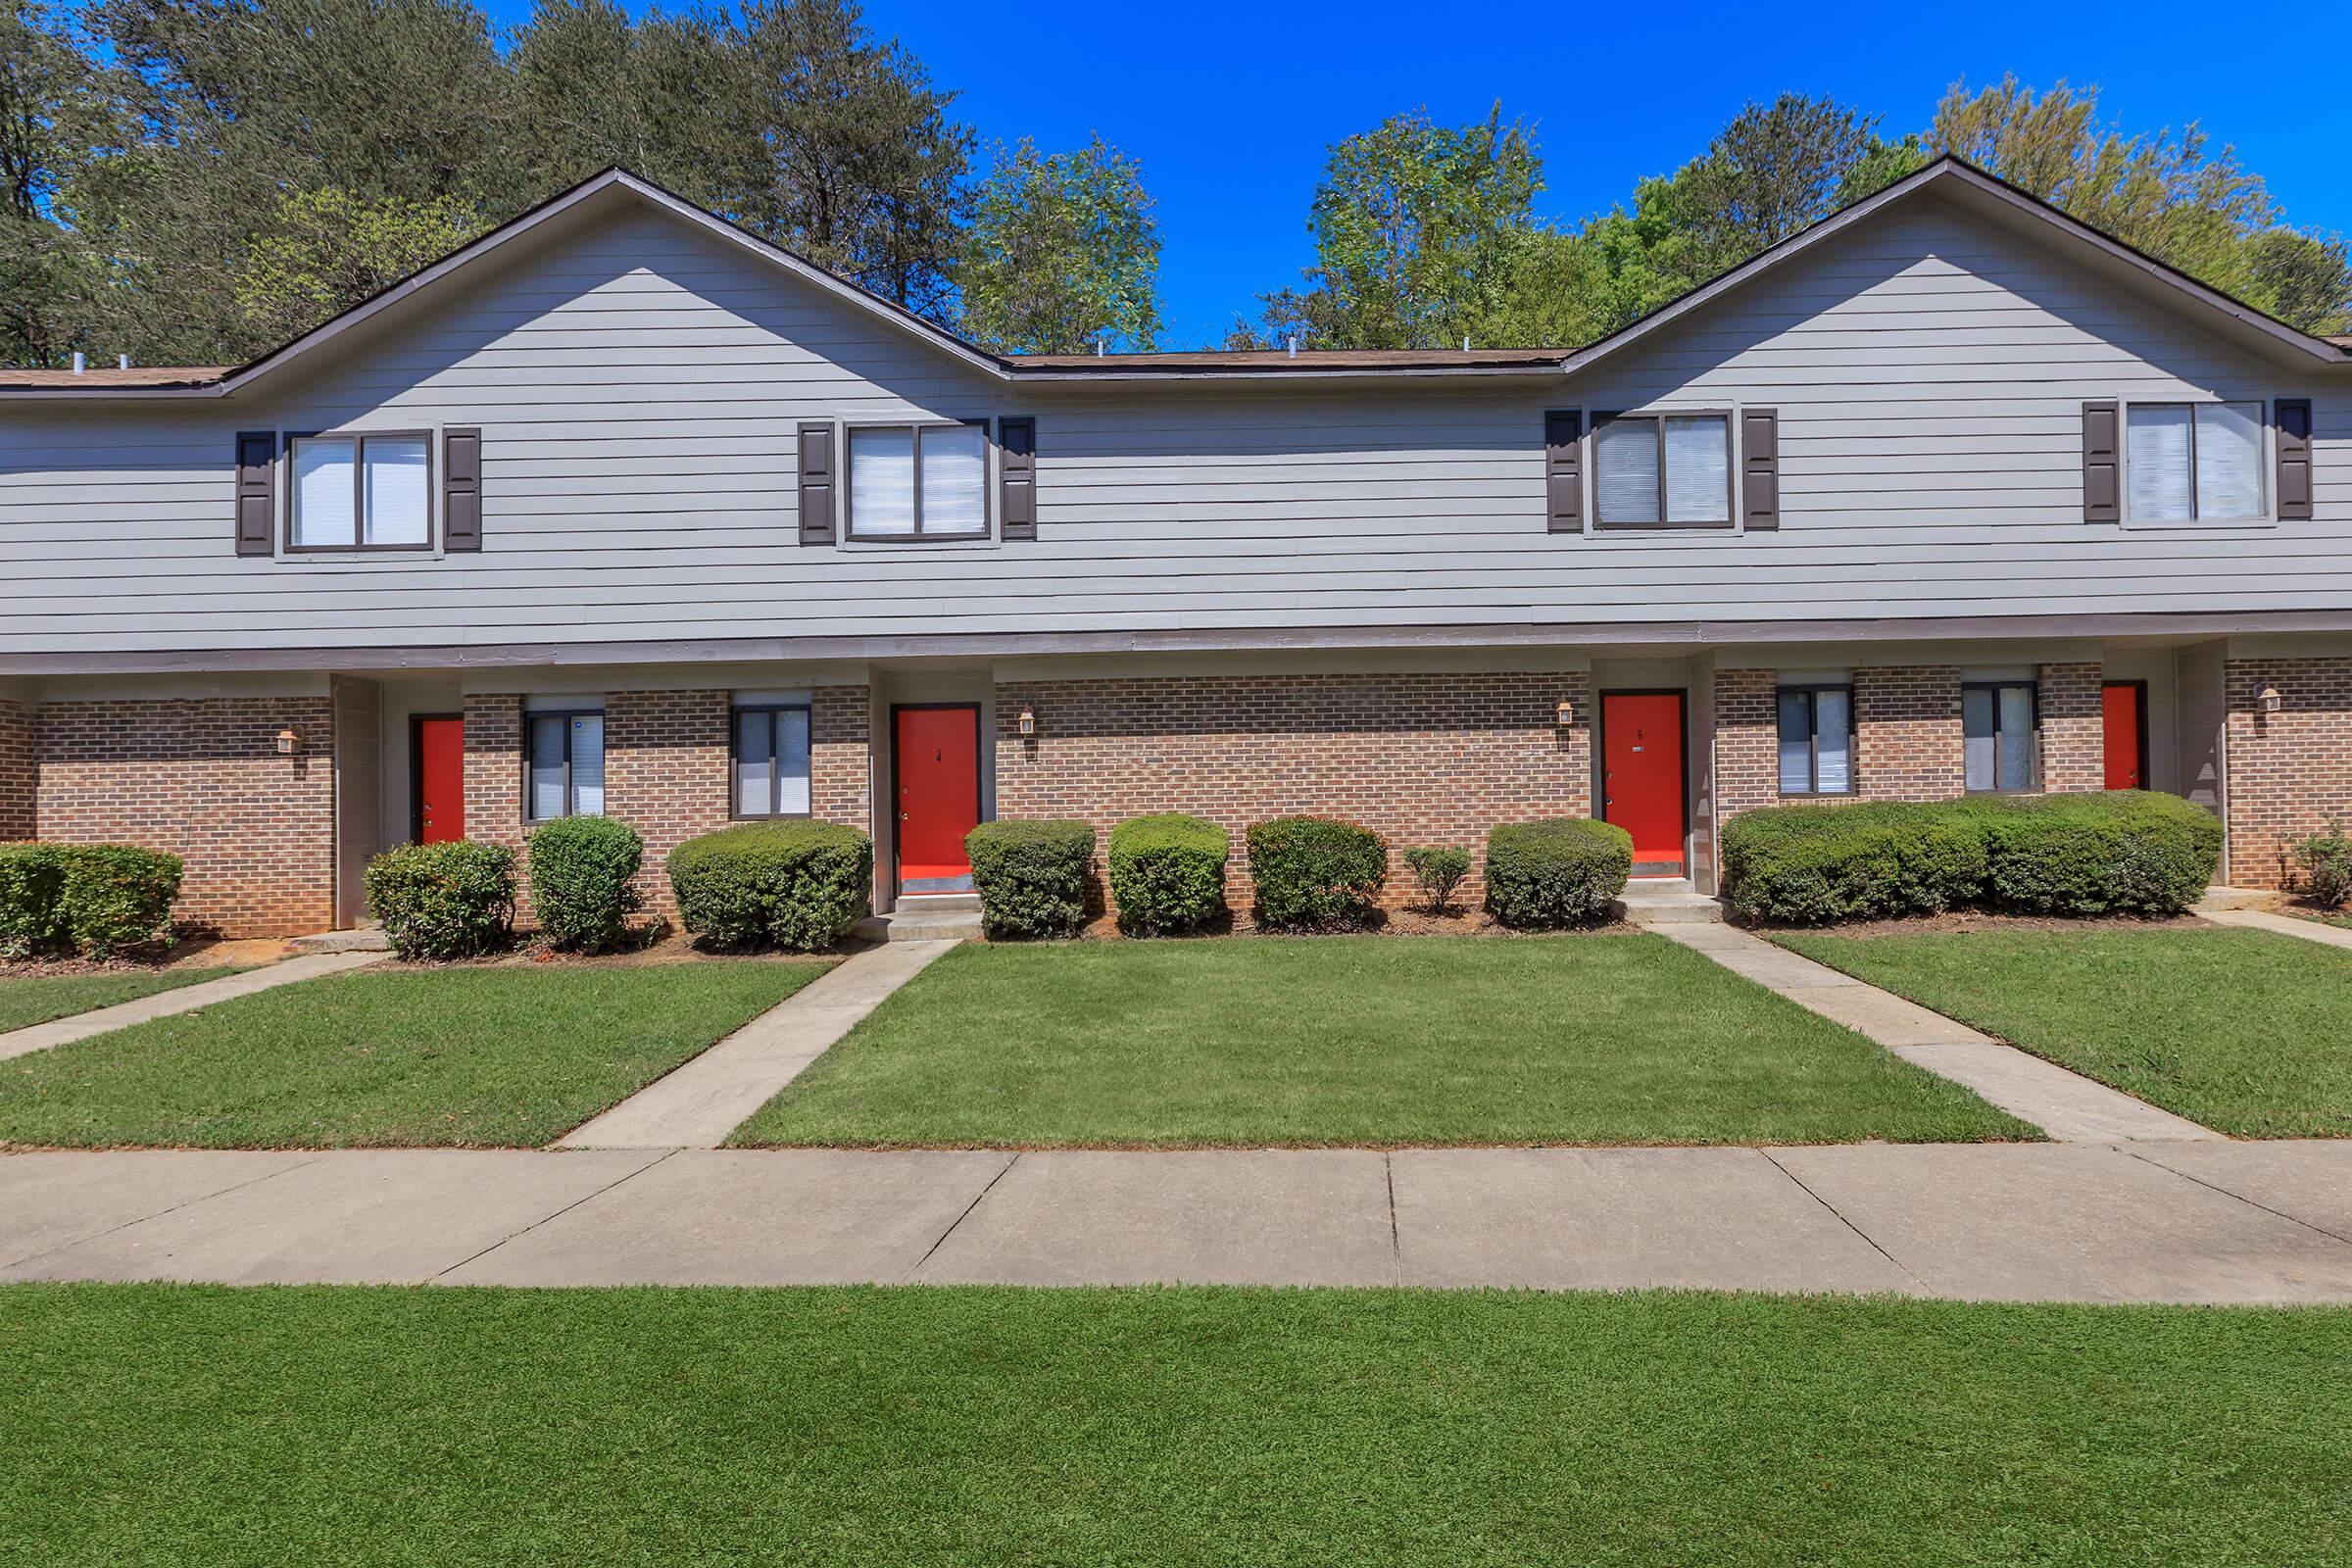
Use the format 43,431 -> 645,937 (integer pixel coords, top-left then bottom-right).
283,429 -> 436,555
2119,398 -> 2274,529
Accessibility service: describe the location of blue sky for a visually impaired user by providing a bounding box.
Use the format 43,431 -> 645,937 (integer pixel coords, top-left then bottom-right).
485,0 -> 2352,347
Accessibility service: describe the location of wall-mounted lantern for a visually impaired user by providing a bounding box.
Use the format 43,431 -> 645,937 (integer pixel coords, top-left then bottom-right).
1017,707 -> 1037,738
2259,682 -> 2283,717
1554,696 -> 1577,728
274,727 -> 301,756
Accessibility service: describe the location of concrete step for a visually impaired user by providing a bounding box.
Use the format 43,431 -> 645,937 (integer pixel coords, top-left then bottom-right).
1615,881 -> 1725,925
2193,886 -> 2272,912
855,908 -> 984,943
289,925 -> 392,953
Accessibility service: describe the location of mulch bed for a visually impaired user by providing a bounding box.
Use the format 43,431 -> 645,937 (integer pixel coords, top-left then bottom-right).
1056,906 -> 1641,942
1740,910 -> 2218,939
0,935 -> 287,982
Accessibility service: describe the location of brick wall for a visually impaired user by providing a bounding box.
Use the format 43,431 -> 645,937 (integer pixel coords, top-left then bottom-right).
34,696 -> 335,936
993,671 -> 1592,913
811,685 -> 871,827
1854,665 -> 1965,799
2038,662 -> 2104,792
2225,657 -> 2352,890
1713,668 -> 1779,828
0,698 -> 32,841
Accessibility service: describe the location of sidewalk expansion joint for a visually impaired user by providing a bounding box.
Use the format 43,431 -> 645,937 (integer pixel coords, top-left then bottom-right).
427,1149 -> 680,1284
0,1151 -> 326,1274
907,1152 -> 1020,1279
2121,1146 -> 2352,1249
1759,1147 -> 1928,1294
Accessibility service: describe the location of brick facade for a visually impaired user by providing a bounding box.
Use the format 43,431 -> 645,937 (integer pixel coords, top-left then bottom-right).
1853,665 -> 1966,799
2037,662 -> 2105,793
1713,668 -> 1780,829
810,685 -> 871,827
33,696 -> 336,936
0,698 -> 32,841
2225,657 -> 2352,890
993,671 -> 1592,913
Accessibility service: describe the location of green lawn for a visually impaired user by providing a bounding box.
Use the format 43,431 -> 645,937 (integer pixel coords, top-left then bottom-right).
0,961 -> 823,1149
731,935 -> 2031,1148
2,1283 -> 2344,1566
0,965 -> 249,1034
1775,927 -> 2352,1138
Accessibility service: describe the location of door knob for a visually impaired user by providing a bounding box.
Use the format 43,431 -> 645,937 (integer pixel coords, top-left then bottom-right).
901,811 -> 910,821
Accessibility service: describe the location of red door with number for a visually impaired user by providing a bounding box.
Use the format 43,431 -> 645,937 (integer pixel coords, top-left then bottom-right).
896,707 -> 980,892
416,717 -> 466,844
1601,693 -> 1686,877
2102,683 -> 2146,790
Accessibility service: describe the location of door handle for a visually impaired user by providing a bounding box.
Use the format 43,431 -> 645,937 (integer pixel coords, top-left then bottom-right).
901,811 -> 910,821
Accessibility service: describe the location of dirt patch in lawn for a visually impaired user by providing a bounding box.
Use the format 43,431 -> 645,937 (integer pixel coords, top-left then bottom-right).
1743,910 -> 2218,939
0,935 -> 292,981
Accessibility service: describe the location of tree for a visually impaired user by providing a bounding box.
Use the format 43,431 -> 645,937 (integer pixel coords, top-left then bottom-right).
0,0 -> 117,365
234,186 -> 478,347
1250,105 -> 1542,350
957,135 -> 1160,354
2240,227 -> 2352,336
1673,93 -> 1881,267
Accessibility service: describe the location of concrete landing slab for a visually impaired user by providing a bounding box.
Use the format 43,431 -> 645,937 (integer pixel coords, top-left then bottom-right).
1392,1146 -> 1914,1294
916,1150 -> 1396,1287
442,1149 -> 1011,1286
0,951 -> 386,1062
1,1150 -> 662,1285
556,942 -> 956,1150
0,1150 -> 318,1270
1770,1143 -> 2352,1304
2130,1140 -> 2352,1245
2204,907 -> 2352,951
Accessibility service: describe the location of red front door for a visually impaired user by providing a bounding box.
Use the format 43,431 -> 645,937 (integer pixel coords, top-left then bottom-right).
2102,683 -> 2146,790
416,717 -> 466,844
1602,693 -> 1686,877
896,707 -> 980,892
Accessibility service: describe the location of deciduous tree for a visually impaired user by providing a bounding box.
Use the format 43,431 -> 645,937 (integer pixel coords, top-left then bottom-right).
958,134 -> 1161,354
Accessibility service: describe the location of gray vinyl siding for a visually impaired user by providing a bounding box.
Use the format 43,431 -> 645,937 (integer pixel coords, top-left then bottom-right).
3,196 -> 2349,659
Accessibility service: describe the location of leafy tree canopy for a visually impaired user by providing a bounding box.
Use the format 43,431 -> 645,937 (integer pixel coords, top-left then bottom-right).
958,134 -> 1161,354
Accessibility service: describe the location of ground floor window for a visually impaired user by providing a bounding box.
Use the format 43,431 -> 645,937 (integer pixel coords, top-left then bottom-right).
1963,682 -> 2038,793
527,710 -> 605,819
1777,685 -> 1853,796
733,706 -> 812,817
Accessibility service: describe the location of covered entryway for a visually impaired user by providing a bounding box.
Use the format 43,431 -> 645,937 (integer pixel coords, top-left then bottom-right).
1600,691 -> 1687,878
893,704 -> 980,895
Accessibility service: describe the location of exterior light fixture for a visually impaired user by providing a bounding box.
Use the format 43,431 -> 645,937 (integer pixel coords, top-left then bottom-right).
1017,707 -> 1037,737
2259,682 -> 2283,716
1554,696 -> 1576,727
274,727 -> 300,756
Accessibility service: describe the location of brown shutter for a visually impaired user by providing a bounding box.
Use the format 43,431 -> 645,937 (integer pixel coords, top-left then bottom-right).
2276,398 -> 2313,521
442,427 -> 482,552
234,430 -> 276,556
999,416 -> 1037,541
1544,410 -> 1582,532
2082,401 -> 2120,522
797,421 -> 836,546
1740,408 -> 1780,530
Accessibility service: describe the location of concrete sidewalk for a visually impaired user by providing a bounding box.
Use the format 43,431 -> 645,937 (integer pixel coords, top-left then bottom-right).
0,951 -> 387,1062
6,1140 -> 2351,1302
2204,906 -> 2352,951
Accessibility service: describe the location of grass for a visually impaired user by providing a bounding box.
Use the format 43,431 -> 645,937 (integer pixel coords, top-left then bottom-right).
1,1283 -> 2345,1565
1774,927 -> 2352,1138
730,934 -> 2033,1148
0,965 -> 247,1034
0,960 -> 823,1149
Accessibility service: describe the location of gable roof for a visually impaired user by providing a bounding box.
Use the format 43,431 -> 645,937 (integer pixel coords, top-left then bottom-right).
1,157 -> 2344,397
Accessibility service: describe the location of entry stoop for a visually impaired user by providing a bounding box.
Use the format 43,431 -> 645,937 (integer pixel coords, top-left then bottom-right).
2192,886 -> 2272,912
856,894 -> 984,943
1614,879 -> 1726,925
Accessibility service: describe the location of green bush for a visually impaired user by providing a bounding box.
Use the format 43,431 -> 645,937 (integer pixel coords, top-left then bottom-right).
364,841 -> 516,960
967,819 -> 1095,940
55,844 -> 185,956
1721,792 -> 2220,924
1402,846 -> 1472,914
1246,815 -> 1388,931
667,820 -> 872,952
527,815 -> 644,953
0,842 -> 65,957
1107,813 -> 1227,935
1483,819 -> 1633,928
2289,822 -> 2352,909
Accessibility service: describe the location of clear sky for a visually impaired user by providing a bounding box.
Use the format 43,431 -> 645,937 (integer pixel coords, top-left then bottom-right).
480,0 -> 2352,347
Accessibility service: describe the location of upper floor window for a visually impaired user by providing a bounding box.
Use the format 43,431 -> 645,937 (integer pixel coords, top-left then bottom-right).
2128,402 -> 2263,522
1778,686 -> 1853,796
732,704 -> 811,818
527,709 -> 605,820
847,421 -> 988,540
1963,682 -> 2037,793
1593,413 -> 1731,528
290,433 -> 430,551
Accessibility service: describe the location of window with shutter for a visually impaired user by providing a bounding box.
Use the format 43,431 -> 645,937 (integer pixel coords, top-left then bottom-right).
1590,412 -> 1733,528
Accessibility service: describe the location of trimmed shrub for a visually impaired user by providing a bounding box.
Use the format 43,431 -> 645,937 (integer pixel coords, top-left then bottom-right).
1484,818 -> 1634,928
967,819 -> 1095,940
0,842 -> 66,958
365,841 -> 515,960
1107,812 -> 1227,935
1247,815 -> 1388,931
55,845 -> 185,956
668,820 -> 872,952
527,815 -> 644,953
1721,791 -> 2221,924
1402,846 -> 1473,915
2290,821 -> 2352,909
1721,802 -> 1985,924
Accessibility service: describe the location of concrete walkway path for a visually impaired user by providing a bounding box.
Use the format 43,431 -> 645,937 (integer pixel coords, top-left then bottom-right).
2204,906 -> 2352,951
6,1141 -> 2352,1302
1653,923 -> 2222,1143
554,941 -> 958,1150
0,951 -> 386,1062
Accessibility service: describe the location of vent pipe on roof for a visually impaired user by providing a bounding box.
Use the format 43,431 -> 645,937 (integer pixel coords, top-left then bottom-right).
71,352 -> 84,374
118,354 -> 129,369
1286,336 -> 1298,359
1095,336 -> 1104,357
1462,337 -> 1471,353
